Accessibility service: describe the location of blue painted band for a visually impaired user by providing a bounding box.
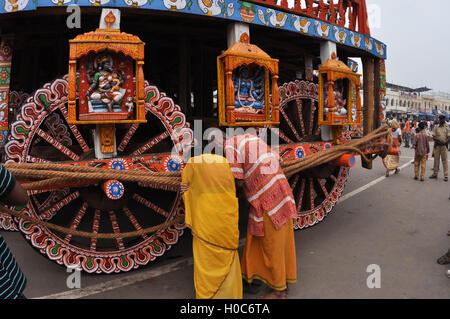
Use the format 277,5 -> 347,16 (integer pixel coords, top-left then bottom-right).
1,0 -> 386,59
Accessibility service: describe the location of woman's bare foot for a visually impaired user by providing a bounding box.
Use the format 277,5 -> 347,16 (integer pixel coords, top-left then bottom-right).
258,289 -> 287,299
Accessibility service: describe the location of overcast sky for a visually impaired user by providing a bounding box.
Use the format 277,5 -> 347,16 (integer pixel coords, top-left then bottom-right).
367,0 -> 450,93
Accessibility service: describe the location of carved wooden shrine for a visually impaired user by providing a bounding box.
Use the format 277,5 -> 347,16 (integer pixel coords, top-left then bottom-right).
68,11 -> 146,125
318,52 -> 362,127
217,32 -> 280,126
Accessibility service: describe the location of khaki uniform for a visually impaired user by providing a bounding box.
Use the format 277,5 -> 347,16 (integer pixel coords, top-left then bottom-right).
432,125 -> 449,178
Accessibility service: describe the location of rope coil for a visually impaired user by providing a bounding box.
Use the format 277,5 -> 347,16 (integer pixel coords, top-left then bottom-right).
1,126 -> 392,238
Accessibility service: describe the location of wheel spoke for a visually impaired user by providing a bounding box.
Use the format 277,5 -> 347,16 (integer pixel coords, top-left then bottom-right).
309,178 -> 315,210
25,155 -> 49,163
108,211 -> 125,251
133,194 -> 170,218
317,178 -> 329,197
64,202 -> 88,243
296,178 -> 306,211
35,189 -> 71,211
313,100 -> 321,136
35,128 -> 80,161
295,99 -> 306,136
28,189 -> 53,196
38,191 -> 80,221
309,99 -> 316,136
131,131 -> 170,156
280,107 -> 301,141
118,123 -> 140,152
123,206 -> 149,240
32,196 -> 41,210
90,209 -> 101,252
58,105 -> 90,153
138,182 -> 179,192
289,174 -> 300,190
269,127 -> 295,144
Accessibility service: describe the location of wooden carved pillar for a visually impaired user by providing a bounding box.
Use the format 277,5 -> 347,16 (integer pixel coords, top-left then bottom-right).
136,60 -> 145,121
356,83 -> 362,123
327,79 -> 335,123
271,73 -> 279,123
349,2 -> 357,31
318,0 -> 327,20
362,56 -> 375,169
225,58 -> 235,124
373,57 -> 381,128
362,56 -> 375,135
378,59 -> 387,124
0,36 -> 14,153
337,0 -> 346,26
329,2 -> 337,24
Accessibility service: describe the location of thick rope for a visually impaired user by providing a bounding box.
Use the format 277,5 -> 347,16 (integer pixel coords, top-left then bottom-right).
0,205 -> 183,239
4,165 -> 182,190
0,126 -> 391,238
281,126 -> 392,178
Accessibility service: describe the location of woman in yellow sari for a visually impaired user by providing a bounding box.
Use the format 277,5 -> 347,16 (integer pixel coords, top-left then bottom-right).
181,153 -> 242,299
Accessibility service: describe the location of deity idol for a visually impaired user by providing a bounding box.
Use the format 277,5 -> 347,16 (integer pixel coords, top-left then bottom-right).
85,54 -> 126,112
324,82 -> 347,116
233,65 -> 264,112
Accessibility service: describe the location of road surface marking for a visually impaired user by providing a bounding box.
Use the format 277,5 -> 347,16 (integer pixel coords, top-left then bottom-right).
339,160 -> 414,204
35,238 -> 246,299
34,257 -> 194,299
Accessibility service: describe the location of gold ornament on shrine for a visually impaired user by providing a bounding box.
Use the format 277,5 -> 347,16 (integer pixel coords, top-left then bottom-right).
217,32 -> 280,126
67,10 -> 146,125
318,52 -> 361,127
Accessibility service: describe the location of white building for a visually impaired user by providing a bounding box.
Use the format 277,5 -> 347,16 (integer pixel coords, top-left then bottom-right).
384,83 -> 450,121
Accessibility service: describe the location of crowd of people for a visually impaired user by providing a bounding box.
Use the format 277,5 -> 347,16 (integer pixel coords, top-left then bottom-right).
387,115 -> 450,279
386,115 -> 449,181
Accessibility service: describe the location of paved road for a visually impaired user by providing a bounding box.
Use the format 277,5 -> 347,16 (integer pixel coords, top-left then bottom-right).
2,144 -> 449,299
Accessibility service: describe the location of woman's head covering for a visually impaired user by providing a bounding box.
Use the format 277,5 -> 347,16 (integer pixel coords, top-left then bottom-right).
181,153 -> 239,247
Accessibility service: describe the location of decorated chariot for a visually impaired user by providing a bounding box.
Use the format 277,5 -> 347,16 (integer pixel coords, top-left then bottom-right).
0,0 -> 393,274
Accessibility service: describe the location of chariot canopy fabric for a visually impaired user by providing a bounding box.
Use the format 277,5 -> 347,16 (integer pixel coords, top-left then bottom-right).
182,154 -> 242,299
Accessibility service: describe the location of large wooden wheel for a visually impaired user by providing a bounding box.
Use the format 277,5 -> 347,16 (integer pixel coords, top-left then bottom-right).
275,80 -> 350,230
5,75 -> 194,273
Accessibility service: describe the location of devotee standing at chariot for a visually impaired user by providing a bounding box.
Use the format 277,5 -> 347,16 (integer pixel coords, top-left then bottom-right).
211,129 -> 297,299
0,164 -> 28,299
181,154 -> 242,299
385,119 -> 401,177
